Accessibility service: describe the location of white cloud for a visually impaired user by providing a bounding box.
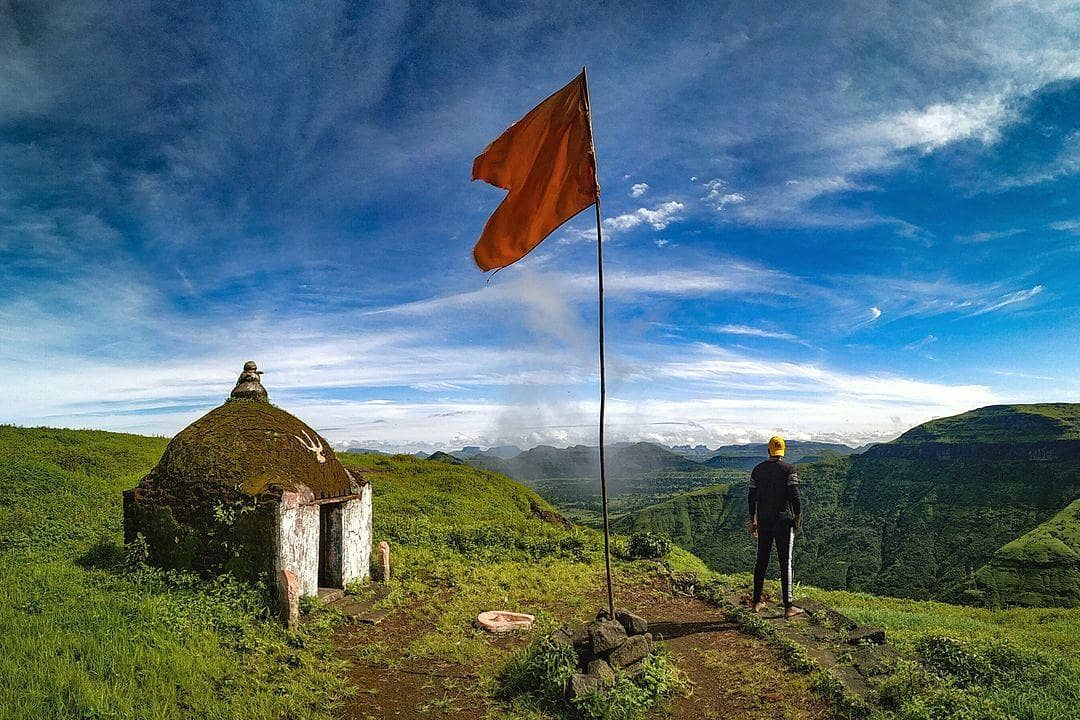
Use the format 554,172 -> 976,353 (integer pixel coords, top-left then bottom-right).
863,96 -> 1013,153
969,285 -> 1044,316
701,179 -> 746,209
630,183 -> 649,197
1050,218 -> 1080,233
955,228 -> 1024,243
903,334 -> 938,352
654,239 -> 669,247
847,306 -> 883,332
604,201 -> 685,232
716,324 -> 799,341
5,335 -> 1006,451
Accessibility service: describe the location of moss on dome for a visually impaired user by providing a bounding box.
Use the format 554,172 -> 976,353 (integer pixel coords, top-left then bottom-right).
146,397 -> 354,499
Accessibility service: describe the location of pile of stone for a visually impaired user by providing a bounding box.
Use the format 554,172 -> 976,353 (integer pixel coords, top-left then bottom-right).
550,608 -> 654,699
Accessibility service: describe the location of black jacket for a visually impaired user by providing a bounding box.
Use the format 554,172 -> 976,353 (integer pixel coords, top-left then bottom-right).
749,458 -> 802,528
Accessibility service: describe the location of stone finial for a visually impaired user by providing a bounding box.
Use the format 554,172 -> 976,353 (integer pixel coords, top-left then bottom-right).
230,360 -> 268,401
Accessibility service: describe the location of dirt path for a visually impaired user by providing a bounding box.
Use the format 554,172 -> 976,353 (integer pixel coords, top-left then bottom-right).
332,581 -> 835,719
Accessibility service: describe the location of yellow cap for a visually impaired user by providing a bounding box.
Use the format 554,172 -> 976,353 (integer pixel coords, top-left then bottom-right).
768,436 -> 786,457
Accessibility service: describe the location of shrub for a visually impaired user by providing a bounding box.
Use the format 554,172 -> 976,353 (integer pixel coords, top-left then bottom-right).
572,650 -> 687,720
500,640 -> 687,720
500,637 -> 578,705
625,532 -> 671,560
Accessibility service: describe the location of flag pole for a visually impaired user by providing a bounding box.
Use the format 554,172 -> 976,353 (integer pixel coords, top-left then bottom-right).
582,66 -> 616,621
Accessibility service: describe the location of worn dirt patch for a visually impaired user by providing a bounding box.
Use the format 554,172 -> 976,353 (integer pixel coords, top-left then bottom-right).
333,578 -> 835,719
617,583 -> 833,720
334,606 -> 492,720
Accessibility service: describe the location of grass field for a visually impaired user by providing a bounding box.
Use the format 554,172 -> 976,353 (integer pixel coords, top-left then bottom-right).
810,587 -> 1080,720
0,425 -> 349,720
2,424 -> 1078,719
717,569 -> 1080,720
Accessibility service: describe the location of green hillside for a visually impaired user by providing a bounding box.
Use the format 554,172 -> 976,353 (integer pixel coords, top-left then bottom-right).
611,485 -> 742,569
890,404 -> 1080,444
0,425 -> 357,719
0,424 -> 715,719
974,497 -> 1080,607
2,423 -> 1079,719
614,405 -> 1080,606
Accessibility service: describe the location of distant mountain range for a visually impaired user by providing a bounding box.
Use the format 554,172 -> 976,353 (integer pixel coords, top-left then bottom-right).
466,441 -> 704,481
702,441 -> 854,470
614,404 -> 1080,608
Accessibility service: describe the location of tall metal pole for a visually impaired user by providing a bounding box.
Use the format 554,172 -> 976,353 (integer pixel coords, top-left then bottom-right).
582,66 -> 616,620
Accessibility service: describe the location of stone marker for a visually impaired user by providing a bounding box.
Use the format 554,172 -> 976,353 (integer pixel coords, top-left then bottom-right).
278,569 -> 300,630
589,619 -> 628,654
569,673 -> 603,699
849,626 -> 886,645
609,632 -> 652,667
586,658 -> 615,686
615,608 -> 648,635
378,540 -> 390,582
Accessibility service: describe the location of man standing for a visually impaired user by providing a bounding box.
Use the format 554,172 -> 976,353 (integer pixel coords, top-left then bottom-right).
748,436 -> 804,618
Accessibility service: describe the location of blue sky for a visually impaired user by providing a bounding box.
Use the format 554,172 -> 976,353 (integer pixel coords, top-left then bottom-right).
1,1 -> 1078,451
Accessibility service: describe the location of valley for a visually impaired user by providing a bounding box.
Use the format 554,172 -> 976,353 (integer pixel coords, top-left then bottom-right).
468,404 -> 1080,608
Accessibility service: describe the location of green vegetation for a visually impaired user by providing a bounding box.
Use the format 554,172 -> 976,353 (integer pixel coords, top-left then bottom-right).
0,425 -> 348,720
501,638 -> 688,720
4,418 -> 1078,719
801,583 -> 1080,719
974,497 -> 1080,607
612,485 -> 739,569
889,404 -> 1080,444
613,405 -> 1080,606
624,531 -> 672,560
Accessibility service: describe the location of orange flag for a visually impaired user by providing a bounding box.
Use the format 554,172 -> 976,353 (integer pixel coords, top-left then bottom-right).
472,72 -> 600,271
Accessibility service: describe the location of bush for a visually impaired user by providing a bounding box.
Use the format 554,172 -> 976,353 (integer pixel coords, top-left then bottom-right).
572,650 -> 687,720
500,640 -> 687,720
500,637 -> 578,705
625,532 -> 672,560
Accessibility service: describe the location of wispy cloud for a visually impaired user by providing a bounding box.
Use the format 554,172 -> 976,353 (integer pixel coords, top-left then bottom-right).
851,307 -> 883,331
955,228 -> 1025,243
630,183 -> 649,197
903,334 -> 938,354
969,285 -> 1044,316
1050,219 -> 1080,233
716,324 -> 800,342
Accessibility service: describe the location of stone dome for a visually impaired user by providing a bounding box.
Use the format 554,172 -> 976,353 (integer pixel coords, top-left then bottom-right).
145,363 -> 355,499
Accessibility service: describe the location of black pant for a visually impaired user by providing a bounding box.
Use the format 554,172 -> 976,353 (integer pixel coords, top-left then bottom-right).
753,523 -> 795,607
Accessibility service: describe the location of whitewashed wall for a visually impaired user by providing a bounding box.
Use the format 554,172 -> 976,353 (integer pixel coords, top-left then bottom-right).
340,483 -> 373,585
276,488 -> 320,596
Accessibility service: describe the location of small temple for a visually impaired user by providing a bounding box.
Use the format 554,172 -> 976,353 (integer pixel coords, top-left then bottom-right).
123,361 -> 372,623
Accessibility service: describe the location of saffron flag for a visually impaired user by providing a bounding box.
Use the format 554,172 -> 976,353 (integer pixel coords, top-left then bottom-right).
472,72 -> 599,271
